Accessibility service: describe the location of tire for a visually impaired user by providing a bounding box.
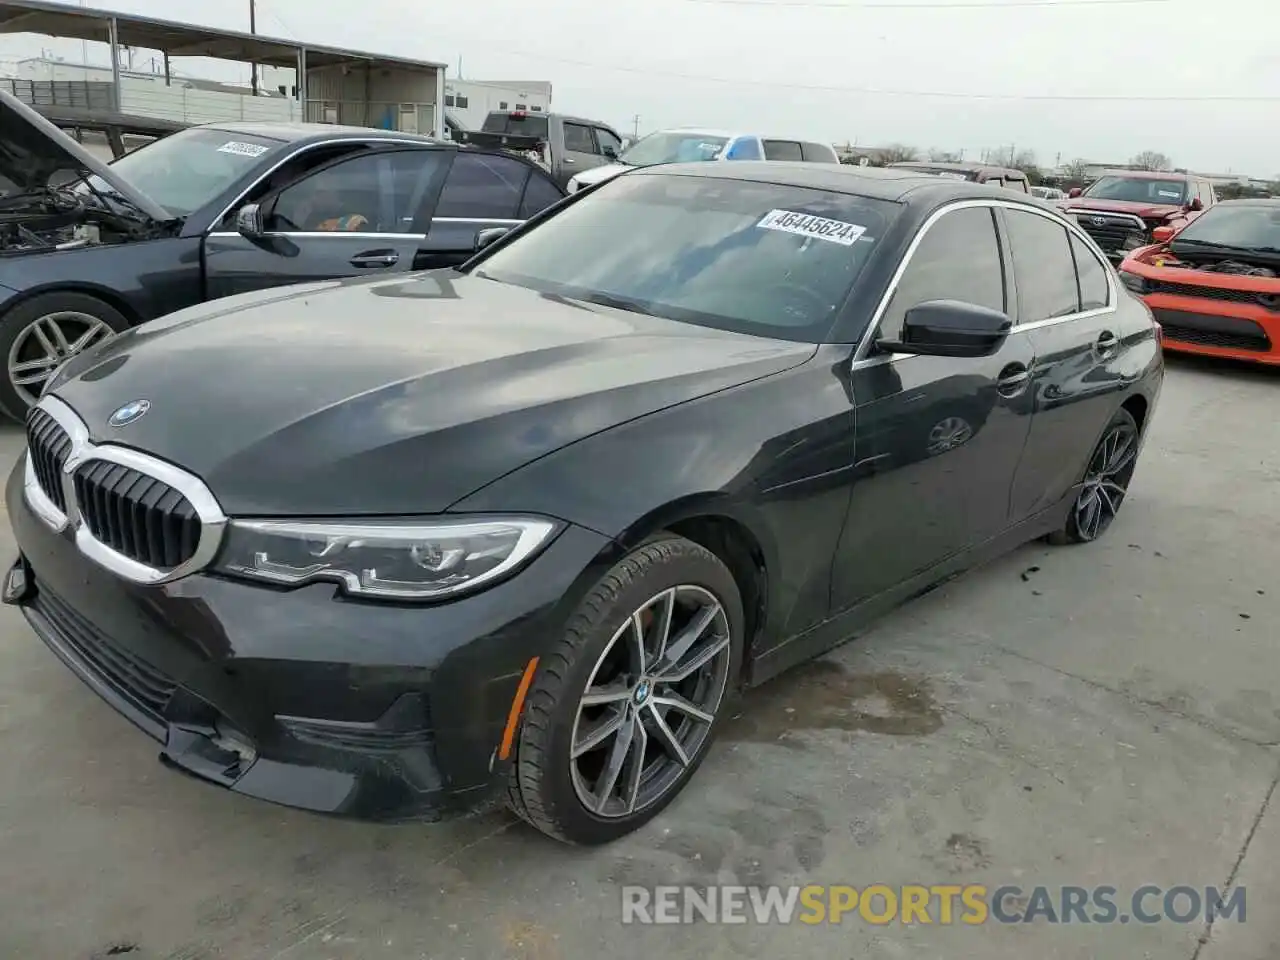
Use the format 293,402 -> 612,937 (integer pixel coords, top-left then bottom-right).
1048,406 -> 1141,545
0,291 -> 129,422
508,534 -> 744,844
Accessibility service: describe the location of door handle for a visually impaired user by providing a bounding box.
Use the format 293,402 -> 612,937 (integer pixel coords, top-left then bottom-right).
996,363 -> 1031,398
562,157 -> 576,164
349,250 -> 400,268
1093,331 -> 1120,359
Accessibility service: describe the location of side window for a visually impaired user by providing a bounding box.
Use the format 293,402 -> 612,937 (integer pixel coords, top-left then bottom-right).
563,122 -> 596,154
594,127 -> 623,156
877,207 -> 1005,343
218,143 -> 368,228
762,139 -> 803,161
517,170 -> 564,219
725,137 -> 762,161
1003,208 -> 1080,322
267,150 -> 444,233
799,142 -> 837,163
434,152 -> 531,220
1069,232 -> 1110,311
1007,178 -> 1028,193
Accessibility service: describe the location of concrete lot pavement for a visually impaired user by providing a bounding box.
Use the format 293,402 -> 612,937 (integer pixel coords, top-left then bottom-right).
0,355 -> 1277,959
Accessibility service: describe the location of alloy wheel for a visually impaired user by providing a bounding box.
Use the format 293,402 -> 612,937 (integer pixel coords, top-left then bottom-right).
1074,419 -> 1138,541
569,584 -> 732,819
7,311 -> 115,407
927,416 -> 973,455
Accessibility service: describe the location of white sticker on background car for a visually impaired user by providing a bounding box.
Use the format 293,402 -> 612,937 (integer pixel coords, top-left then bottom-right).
1156,189 -> 1181,198
757,209 -> 867,246
217,141 -> 270,157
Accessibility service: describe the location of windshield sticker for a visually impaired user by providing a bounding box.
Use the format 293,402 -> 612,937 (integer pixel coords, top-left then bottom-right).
217,141 -> 270,158
757,209 -> 867,246
1156,189 -> 1181,198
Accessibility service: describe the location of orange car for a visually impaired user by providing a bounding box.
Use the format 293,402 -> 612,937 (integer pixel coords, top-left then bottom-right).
1118,198 -> 1280,364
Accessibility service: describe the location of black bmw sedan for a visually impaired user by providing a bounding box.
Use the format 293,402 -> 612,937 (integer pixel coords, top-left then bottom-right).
5,162 -> 1163,844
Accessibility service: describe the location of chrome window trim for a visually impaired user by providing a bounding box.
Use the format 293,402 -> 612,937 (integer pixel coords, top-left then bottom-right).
206,136 -> 440,233
851,198 -> 1119,370
206,231 -> 426,240
22,395 -> 227,585
1063,208 -> 1146,230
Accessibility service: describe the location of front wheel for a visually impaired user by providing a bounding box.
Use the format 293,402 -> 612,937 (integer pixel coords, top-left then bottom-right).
0,291 -> 128,421
507,535 -> 744,844
1049,407 -> 1141,545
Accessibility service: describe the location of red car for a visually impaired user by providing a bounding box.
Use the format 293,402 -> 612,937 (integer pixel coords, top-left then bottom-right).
1060,170 -> 1216,263
1118,199 -> 1280,363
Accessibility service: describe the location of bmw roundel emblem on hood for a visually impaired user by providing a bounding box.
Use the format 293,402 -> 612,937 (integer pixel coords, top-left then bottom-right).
108,399 -> 151,427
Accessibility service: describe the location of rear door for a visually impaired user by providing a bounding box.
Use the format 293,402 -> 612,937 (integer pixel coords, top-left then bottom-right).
560,119 -> 605,183
762,139 -> 804,161
1005,208 -> 1126,519
203,147 -> 448,298
416,151 -> 564,270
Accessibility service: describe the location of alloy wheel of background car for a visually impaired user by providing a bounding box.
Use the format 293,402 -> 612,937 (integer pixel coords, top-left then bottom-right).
0,291 -> 128,421
1050,407 -> 1141,545
568,584 -> 732,819
507,535 -> 744,844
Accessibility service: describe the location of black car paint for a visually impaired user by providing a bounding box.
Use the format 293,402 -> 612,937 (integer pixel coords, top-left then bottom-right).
7,165 -> 1162,822
0,119 -> 565,337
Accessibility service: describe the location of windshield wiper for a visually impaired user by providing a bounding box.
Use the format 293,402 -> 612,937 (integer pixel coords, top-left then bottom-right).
573,291 -> 654,316
1171,239 -> 1235,249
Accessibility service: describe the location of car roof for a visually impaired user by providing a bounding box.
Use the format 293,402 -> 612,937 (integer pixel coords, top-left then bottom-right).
640,161 -> 1052,205
1095,169 -> 1191,181
890,161 -> 1027,179
197,120 -> 448,146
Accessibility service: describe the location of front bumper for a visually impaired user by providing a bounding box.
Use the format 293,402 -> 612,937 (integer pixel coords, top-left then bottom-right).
1142,294 -> 1280,364
5,458 -> 614,822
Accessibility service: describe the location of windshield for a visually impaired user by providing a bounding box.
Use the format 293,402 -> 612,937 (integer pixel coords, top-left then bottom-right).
1083,176 -> 1187,206
475,172 -> 899,342
1171,204 -> 1280,251
619,132 -> 731,167
81,128 -> 282,217
481,113 -> 549,139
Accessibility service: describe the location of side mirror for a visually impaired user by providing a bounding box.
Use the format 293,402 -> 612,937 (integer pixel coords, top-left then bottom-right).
602,144 -> 619,160
474,226 -> 510,252
1151,225 -> 1176,243
235,203 -> 264,238
877,300 -> 1012,358
1188,197 -> 1203,212
1068,187 -> 1082,198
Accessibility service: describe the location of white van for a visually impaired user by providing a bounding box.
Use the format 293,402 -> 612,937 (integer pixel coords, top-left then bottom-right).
566,128 -> 839,193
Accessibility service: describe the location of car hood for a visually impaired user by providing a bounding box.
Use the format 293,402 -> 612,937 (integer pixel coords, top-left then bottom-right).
1062,197 -> 1184,220
48,271 -> 816,516
571,163 -> 630,187
0,88 -> 170,221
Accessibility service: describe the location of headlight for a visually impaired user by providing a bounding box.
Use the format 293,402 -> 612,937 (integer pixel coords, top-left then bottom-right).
1119,269 -> 1148,295
567,178 -> 580,193
216,516 -> 560,600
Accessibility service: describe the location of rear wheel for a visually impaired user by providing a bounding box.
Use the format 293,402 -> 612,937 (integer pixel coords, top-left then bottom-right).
507,535 -> 743,844
1049,407 -> 1141,545
0,291 -> 128,421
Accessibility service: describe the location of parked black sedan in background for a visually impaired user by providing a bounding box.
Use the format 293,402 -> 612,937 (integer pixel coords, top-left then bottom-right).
6,163 -> 1162,844
0,88 -> 564,420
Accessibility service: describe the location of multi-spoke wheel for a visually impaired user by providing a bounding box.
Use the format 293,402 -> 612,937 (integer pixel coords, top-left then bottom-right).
507,535 -> 743,844
1049,407 -> 1141,545
0,292 -> 128,420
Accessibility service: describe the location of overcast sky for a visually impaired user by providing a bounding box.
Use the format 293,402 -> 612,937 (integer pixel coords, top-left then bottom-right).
2,0 -> 1277,177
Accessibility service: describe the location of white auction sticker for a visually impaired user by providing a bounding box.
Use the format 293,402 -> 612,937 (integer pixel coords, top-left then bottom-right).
757,209 -> 866,246
1156,189 -> 1181,198
217,141 -> 270,158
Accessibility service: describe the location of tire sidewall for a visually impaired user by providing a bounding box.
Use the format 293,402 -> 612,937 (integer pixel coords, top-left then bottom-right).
527,538 -> 744,844
0,291 -> 129,421
1063,406 -> 1139,542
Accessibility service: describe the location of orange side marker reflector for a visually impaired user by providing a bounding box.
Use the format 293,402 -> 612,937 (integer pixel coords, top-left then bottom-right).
499,657 -> 540,761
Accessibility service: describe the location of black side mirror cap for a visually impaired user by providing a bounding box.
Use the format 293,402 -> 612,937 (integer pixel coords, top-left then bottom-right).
877,299 -> 1012,358
236,203 -> 264,238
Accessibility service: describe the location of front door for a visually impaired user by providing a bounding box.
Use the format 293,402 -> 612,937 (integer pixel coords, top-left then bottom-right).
204,148 -> 449,298
1004,210 -> 1129,519
831,203 -> 1036,611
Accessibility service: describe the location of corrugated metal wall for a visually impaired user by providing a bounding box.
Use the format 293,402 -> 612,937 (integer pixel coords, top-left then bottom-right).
304,65 -> 438,133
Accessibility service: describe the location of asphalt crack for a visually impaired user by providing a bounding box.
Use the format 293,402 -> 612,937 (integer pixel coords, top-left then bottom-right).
1190,761 -> 1280,959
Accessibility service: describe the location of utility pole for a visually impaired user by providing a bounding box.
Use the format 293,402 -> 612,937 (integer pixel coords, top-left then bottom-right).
632,114 -> 640,138
249,0 -> 258,95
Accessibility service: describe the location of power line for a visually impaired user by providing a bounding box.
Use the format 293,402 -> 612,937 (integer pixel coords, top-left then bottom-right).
685,0 -> 1170,7
475,44 -> 1280,101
